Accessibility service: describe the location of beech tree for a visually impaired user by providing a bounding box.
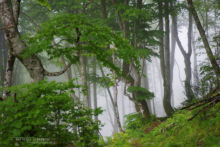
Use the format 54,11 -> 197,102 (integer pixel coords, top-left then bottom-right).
158,0 -> 174,116
174,11 -> 195,102
187,0 -> 220,78
0,0 -> 71,99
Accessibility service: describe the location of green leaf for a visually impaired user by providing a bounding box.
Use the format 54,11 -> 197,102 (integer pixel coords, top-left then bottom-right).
36,0 -> 51,10
127,86 -> 154,101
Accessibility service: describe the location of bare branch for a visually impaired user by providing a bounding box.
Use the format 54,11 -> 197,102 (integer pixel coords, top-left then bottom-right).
44,63 -> 72,76
174,19 -> 187,57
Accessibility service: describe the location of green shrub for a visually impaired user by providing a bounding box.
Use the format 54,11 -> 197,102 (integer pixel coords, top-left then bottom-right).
0,81 -> 102,147
124,112 -> 156,130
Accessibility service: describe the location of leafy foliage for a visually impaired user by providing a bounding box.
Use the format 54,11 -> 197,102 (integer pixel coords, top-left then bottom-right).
22,13 -> 146,76
0,81 -> 102,147
127,86 -> 154,101
193,62 -> 218,97
36,0 -> 51,10
87,73 -> 114,88
124,113 -> 156,130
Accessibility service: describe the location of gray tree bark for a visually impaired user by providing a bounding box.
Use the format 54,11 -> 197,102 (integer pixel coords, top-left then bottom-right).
170,1 -> 177,107
93,58 -> 98,121
163,1 -> 174,116
187,0 -> 220,78
99,64 -> 123,132
174,12 -> 195,102
0,0 -> 72,99
158,1 -> 174,116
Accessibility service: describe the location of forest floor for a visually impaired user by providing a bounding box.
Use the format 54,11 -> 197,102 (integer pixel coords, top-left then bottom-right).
103,89 -> 220,147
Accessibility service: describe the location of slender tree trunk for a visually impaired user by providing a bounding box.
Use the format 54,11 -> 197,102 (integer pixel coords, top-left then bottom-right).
163,1 -> 174,116
187,0 -> 220,78
185,12 -> 195,101
151,60 -> 157,114
112,50 -> 123,132
158,1 -> 174,116
192,24 -> 199,92
174,11 -> 195,101
93,58 -> 98,121
121,87 -> 125,123
159,1 -> 165,81
99,64 -> 123,132
79,55 -> 90,107
104,90 -> 117,134
170,1 -> 177,107
142,60 -> 152,112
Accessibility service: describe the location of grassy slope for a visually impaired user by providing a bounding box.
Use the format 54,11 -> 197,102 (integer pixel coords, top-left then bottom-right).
104,100 -> 220,147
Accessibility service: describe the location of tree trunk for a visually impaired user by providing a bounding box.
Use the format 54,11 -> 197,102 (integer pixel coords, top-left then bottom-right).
174,11 -> 195,101
79,55 -> 90,107
185,12 -> 195,101
109,0 -> 151,118
0,0 -> 72,99
187,0 -> 220,78
159,1 -> 165,82
112,51 -> 123,132
158,1 -> 174,116
93,57 -> 98,121
163,1 -> 174,116
0,0 -> 45,83
99,64 -> 123,132
192,24 -> 199,92
170,1 -> 177,107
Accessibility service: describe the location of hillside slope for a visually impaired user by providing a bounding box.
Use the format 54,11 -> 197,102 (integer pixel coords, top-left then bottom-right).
105,92 -> 220,147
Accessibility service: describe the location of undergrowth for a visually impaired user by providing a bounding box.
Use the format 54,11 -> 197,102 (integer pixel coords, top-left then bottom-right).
104,96 -> 220,147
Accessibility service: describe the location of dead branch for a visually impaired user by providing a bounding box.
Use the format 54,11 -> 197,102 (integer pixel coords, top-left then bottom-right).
188,94 -> 220,121
181,87 -> 220,110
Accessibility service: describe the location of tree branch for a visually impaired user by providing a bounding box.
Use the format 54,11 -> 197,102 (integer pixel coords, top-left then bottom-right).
44,63 -> 72,76
173,17 -> 187,57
